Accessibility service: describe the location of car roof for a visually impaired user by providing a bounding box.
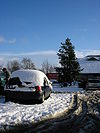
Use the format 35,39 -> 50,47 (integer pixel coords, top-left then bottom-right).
11,69 -> 49,86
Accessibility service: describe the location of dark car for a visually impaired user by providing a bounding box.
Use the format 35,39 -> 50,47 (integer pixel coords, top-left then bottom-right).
4,69 -> 52,103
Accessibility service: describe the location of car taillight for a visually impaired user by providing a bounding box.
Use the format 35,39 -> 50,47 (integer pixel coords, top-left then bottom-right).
35,86 -> 42,92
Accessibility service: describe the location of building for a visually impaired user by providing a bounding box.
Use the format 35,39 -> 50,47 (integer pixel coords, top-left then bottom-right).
46,73 -> 59,81
47,55 -> 100,82
78,55 -> 100,81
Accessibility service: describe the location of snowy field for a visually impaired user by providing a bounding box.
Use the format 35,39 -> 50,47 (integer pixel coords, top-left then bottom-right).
0,86 -> 83,130
53,85 -> 83,93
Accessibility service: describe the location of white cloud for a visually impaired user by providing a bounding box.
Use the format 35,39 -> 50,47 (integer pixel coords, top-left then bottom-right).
0,51 -> 58,68
0,36 -> 6,43
75,50 -> 100,58
1,50 -> 100,68
8,38 -> 16,44
0,50 -> 57,56
0,58 -> 4,63
0,49 -> 100,58
0,35 -> 16,44
75,51 -> 85,58
19,50 -> 57,56
0,57 -> 6,67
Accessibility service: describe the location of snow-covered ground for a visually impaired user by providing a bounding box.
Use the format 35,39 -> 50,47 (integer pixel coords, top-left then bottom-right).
53,85 -> 83,93
0,86 -> 83,130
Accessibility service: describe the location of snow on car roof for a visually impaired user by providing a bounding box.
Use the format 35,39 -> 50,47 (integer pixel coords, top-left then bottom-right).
11,69 -> 49,86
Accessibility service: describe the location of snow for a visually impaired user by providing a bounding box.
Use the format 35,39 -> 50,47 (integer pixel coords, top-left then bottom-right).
6,87 -> 36,92
0,85 -> 84,130
79,58 -> 100,73
11,69 -> 51,87
0,93 -> 72,130
6,69 -> 52,92
0,69 -> 84,130
53,85 -> 83,93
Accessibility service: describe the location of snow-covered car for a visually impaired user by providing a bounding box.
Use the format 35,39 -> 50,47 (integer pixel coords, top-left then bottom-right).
5,69 -> 52,103
86,79 -> 100,90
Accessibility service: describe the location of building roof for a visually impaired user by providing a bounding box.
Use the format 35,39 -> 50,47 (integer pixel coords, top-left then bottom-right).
79,55 -> 100,74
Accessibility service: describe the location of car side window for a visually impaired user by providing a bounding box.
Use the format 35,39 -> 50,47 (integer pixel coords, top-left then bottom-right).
44,78 -> 49,86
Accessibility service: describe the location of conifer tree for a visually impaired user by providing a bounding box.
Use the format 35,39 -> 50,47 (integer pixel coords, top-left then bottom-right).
57,38 -> 81,85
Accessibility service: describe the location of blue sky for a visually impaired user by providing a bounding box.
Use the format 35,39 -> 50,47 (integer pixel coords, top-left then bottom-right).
0,0 -> 100,68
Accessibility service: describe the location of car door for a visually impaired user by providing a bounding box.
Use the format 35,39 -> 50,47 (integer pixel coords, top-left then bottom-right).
43,78 -> 51,98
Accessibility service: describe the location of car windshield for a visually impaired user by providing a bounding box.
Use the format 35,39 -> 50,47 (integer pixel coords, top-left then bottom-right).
8,77 -> 22,86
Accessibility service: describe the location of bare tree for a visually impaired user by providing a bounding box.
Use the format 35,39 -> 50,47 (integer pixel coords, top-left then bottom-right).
41,60 -> 55,74
21,57 -> 36,69
7,60 -> 20,73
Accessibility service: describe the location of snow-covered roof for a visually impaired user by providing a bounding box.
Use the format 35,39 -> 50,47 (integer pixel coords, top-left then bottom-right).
11,69 -> 50,86
79,57 -> 100,74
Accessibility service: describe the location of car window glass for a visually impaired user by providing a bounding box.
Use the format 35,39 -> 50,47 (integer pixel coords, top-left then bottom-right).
8,77 -> 22,86
44,78 -> 49,86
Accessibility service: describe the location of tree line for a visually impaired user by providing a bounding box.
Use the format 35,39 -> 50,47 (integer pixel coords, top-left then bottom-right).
3,58 -> 56,74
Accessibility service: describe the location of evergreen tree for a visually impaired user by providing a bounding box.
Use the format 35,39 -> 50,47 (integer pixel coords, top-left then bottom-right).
57,38 -> 81,85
